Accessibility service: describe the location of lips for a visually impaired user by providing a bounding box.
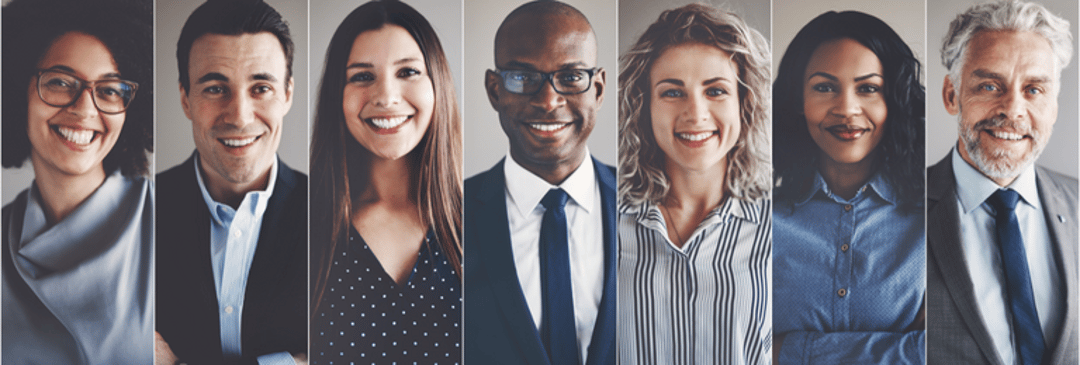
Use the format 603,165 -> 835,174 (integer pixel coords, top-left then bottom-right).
367,115 -> 410,130
528,122 -> 571,133
52,125 -> 97,145
220,136 -> 260,147
985,129 -> 1025,141
825,125 -> 870,141
676,131 -> 716,142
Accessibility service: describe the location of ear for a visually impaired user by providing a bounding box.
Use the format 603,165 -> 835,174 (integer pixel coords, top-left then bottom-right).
485,69 -> 501,109
942,75 -> 959,116
282,76 -> 294,114
593,67 -> 606,107
180,83 -> 193,121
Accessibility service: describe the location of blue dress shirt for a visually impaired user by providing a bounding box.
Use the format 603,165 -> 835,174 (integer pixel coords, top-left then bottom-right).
774,172 -> 925,364
195,156 -> 294,365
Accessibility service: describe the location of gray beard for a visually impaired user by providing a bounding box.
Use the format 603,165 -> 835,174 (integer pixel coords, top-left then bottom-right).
958,114 -> 1047,181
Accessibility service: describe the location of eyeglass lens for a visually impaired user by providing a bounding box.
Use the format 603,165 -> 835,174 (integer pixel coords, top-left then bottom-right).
503,69 -> 592,95
38,71 -> 137,114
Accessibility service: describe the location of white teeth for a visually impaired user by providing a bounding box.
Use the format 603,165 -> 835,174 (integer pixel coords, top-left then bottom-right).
370,116 -> 409,129
677,131 -> 714,142
222,136 -> 258,147
991,131 -> 1023,141
57,126 -> 94,145
529,123 -> 569,132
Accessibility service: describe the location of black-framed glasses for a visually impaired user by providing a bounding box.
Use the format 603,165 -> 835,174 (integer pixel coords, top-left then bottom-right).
36,69 -> 139,115
494,68 -> 597,95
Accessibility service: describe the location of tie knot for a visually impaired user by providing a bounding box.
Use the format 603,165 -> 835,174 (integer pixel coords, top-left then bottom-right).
541,188 -> 569,211
988,188 -> 1020,212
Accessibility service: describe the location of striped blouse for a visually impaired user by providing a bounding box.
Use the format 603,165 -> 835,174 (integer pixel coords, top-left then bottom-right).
617,197 -> 772,364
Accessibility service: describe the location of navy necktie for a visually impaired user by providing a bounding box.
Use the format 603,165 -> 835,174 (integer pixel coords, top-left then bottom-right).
988,189 -> 1045,365
539,188 -> 579,365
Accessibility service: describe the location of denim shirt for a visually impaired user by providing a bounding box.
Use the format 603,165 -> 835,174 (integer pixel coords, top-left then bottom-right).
774,172 -> 925,364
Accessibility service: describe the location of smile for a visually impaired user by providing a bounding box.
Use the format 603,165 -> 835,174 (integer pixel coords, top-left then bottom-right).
528,122 -> 571,132
676,131 -> 716,142
220,135 -> 260,147
826,125 -> 869,140
367,116 -> 411,130
987,130 -> 1025,141
53,125 -> 96,145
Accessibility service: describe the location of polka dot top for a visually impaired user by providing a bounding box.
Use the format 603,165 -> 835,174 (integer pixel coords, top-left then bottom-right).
312,227 -> 461,365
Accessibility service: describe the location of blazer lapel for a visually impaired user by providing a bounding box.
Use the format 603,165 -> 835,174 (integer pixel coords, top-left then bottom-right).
243,161 -> 299,305
585,159 -> 615,365
474,160 -> 551,364
927,155 -> 1005,365
1035,167 -> 1079,364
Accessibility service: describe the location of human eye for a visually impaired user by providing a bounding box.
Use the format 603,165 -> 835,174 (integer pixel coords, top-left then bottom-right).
398,67 -> 422,78
251,84 -> 274,98
201,85 -> 227,98
348,71 -> 375,83
95,83 -> 125,102
857,83 -> 881,94
705,87 -> 728,97
978,83 -> 999,92
42,73 -> 78,92
507,71 -> 535,83
557,70 -> 585,84
811,83 -> 835,93
658,88 -> 684,98
1026,85 -> 1045,96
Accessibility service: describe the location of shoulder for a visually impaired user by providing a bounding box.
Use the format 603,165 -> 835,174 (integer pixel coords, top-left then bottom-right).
156,156 -> 196,192
465,160 -> 504,196
1035,165 -> 1078,198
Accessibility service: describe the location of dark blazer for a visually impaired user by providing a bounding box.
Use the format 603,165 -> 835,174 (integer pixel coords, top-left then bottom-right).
156,154 -> 307,365
464,157 -> 616,365
927,153 -> 1078,364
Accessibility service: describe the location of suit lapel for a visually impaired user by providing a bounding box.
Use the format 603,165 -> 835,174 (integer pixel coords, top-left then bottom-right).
1035,167 -> 1079,364
927,155 -> 1005,365
474,160 -> 551,364
585,158 -> 615,365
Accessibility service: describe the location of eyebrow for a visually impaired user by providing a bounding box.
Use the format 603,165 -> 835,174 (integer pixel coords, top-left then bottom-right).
972,69 -> 1051,84
43,65 -> 121,79
502,60 -> 589,71
196,72 -> 228,84
807,72 -> 883,82
656,78 -> 683,87
252,72 -> 277,82
346,57 -> 423,70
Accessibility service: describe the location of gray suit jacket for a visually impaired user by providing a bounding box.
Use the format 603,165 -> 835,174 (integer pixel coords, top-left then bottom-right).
927,153 -> 1078,364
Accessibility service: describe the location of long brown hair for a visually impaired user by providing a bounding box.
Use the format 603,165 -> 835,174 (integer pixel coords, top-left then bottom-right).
310,0 -> 462,311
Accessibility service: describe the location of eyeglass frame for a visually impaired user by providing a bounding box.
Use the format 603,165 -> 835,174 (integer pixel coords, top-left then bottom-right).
35,69 -> 139,115
491,68 -> 599,95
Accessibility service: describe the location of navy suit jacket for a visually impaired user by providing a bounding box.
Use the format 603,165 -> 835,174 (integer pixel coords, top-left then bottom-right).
927,154 -> 1078,364
156,154 -> 307,365
464,157 -> 616,365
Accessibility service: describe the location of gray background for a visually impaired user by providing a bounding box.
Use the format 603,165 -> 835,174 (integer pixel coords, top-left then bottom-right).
310,0 -> 463,146
619,0 -> 770,56
927,0 -> 1077,176
154,0 -> 308,174
463,0 -> 617,177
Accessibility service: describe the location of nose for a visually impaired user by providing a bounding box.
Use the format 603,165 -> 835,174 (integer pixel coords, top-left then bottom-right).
686,93 -> 710,123
831,89 -> 862,118
528,80 -> 566,112
999,88 -> 1026,121
372,77 -> 401,108
224,91 -> 256,128
68,87 -> 99,118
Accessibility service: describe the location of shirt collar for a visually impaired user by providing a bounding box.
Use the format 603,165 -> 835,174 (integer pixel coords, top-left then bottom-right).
635,196 -> 765,239
194,153 -> 279,224
504,148 -> 596,216
951,147 -> 1039,214
792,171 -> 896,206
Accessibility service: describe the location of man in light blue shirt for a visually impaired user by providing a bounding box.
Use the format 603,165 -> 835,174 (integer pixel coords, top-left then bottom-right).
155,1 -> 308,364
928,1 -> 1077,364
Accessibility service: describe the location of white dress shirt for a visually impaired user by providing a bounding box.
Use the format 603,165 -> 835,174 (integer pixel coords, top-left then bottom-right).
952,148 -> 1064,365
195,155 -> 294,365
503,150 -> 604,364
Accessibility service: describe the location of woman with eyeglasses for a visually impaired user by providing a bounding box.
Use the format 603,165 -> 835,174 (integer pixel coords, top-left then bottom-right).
617,4 -> 772,364
772,11 -> 925,364
309,0 -> 461,363
1,0 -> 153,363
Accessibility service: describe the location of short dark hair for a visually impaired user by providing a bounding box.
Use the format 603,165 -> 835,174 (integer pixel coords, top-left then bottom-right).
176,0 -> 294,93
2,0 -> 153,176
773,11 -> 925,210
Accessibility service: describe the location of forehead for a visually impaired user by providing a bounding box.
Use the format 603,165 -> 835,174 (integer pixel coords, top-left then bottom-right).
805,38 -> 882,76
495,16 -> 597,70
188,32 -> 287,82
38,31 -> 119,79
962,30 -> 1056,79
348,25 -> 423,64
650,43 -> 736,82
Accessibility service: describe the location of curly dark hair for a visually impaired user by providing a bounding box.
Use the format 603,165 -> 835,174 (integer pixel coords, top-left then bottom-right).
2,0 -> 153,176
773,10 -> 924,210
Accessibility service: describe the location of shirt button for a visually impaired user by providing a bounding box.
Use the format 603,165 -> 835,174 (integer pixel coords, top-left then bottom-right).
225,305 -> 234,314
837,288 -> 847,297
841,244 -> 849,252
843,204 -> 853,212
233,230 -> 242,238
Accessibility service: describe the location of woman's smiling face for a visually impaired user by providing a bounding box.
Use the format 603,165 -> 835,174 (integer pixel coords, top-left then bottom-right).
802,37 -> 888,166
343,24 -> 435,161
27,31 -> 126,178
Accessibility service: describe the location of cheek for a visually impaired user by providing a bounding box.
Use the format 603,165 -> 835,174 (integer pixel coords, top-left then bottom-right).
342,86 -> 368,119
410,79 -> 436,126
649,99 -> 673,135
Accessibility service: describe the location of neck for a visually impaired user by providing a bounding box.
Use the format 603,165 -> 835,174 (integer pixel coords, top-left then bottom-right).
511,149 -> 586,186
356,153 -> 416,209
663,157 -> 728,214
31,158 -> 107,224
201,159 -> 272,209
817,152 -> 875,200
